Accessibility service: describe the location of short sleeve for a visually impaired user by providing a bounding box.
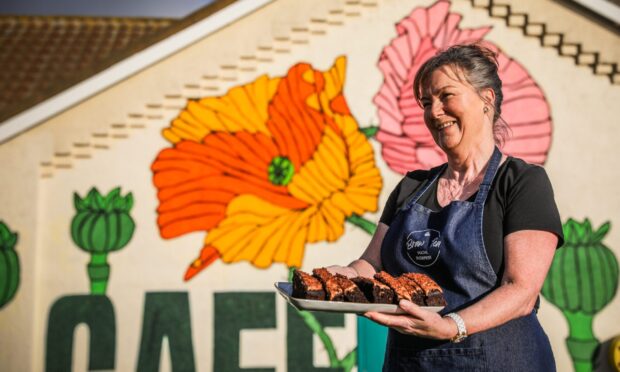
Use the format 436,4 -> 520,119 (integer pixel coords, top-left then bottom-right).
379,180 -> 402,226
504,166 -> 564,247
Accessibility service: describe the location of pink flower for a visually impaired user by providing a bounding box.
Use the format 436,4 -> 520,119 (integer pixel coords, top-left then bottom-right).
374,0 -> 552,173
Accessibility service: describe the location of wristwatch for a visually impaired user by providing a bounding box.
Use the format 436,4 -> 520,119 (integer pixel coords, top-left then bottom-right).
444,312 -> 468,343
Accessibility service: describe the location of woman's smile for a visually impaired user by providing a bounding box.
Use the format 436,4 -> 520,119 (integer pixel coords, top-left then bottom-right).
436,120 -> 458,131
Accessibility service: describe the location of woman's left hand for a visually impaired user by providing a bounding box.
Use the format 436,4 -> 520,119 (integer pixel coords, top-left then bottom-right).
365,300 -> 457,340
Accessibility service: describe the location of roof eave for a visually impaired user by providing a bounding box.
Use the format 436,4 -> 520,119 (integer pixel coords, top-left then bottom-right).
0,0 -> 273,144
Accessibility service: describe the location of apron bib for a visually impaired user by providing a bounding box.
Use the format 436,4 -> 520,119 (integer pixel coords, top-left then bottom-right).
380,147 -> 555,372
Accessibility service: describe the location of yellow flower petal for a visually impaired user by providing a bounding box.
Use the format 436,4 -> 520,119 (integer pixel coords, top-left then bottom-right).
321,56 -> 346,102
164,75 -> 279,144
230,214 -> 292,265
205,195 -> 314,268
272,207 -> 314,266
289,127 -> 348,204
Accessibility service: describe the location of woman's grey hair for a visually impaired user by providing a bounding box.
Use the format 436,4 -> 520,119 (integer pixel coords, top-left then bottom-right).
412,43 -> 510,145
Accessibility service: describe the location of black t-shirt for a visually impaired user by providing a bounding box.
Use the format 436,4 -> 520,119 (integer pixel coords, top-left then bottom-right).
379,157 -> 564,277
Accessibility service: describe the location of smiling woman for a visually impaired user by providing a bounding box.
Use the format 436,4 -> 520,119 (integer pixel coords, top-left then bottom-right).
328,44 -> 564,372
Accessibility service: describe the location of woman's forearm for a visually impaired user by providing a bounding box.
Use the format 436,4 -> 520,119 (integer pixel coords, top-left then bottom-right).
458,230 -> 557,335
457,280 -> 539,335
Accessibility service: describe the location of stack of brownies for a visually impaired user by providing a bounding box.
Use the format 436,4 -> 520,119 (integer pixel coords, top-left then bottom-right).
292,268 -> 447,307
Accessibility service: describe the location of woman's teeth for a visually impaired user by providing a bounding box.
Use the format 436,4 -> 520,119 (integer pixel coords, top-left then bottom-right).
437,121 -> 457,130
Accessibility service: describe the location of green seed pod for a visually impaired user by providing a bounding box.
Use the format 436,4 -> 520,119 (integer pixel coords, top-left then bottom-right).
542,218 -> 619,315
0,221 -> 20,309
71,187 -> 135,253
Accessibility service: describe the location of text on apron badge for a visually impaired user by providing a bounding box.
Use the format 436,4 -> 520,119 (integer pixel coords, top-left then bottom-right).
405,229 -> 442,267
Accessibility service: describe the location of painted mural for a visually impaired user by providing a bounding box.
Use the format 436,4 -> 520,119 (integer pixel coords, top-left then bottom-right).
149,1 -> 620,371
71,187 -> 135,294
374,0 -> 552,173
151,56 -> 383,280
1,0 -> 619,371
46,187 -> 136,371
542,219 -> 619,372
0,221 -> 19,309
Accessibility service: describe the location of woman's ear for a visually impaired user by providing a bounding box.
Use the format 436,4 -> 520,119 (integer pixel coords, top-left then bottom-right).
481,87 -> 496,109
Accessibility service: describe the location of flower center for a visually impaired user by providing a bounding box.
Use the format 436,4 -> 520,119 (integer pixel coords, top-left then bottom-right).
268,156 -> 294,186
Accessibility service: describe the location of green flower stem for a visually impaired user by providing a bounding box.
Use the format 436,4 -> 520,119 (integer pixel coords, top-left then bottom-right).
295,309 -> 340,365
87,252 -> 110,295
346,214 -> 377,235
337,348 -> 357,372
563,311 -> 599,372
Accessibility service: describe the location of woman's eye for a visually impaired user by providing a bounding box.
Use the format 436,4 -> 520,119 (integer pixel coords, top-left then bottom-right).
441,93 -> 453,100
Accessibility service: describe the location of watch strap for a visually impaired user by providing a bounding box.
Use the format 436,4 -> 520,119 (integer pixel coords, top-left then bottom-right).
444,312 -> 467,343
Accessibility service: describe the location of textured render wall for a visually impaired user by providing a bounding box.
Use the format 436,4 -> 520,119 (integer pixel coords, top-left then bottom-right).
0,0 -> 618,371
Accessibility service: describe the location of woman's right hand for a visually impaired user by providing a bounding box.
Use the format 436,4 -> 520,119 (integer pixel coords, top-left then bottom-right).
325,222 -> 389,279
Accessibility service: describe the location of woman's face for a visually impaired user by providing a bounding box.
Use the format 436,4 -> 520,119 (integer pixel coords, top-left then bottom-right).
420,66 -> 492,153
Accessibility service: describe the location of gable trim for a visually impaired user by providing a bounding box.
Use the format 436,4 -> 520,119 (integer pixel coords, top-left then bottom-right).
0,0 -> 272,144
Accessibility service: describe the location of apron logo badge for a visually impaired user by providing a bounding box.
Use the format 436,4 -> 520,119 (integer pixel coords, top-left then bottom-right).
404,229 -> 441,267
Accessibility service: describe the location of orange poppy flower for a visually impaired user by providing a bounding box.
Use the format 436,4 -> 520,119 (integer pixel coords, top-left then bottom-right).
151,57 -> 382,280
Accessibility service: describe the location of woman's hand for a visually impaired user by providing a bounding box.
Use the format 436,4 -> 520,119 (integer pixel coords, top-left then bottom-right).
325,265 -> 358,278
365,300 -> 457,340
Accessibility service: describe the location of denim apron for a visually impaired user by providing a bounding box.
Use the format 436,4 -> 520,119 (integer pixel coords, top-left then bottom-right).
380,147 -> 555,372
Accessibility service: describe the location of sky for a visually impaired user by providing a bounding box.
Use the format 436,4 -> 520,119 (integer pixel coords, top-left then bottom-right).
0,0 -> 217,18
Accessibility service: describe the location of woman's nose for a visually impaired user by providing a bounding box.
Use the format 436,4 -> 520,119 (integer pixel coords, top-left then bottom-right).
430,100 -> 444,118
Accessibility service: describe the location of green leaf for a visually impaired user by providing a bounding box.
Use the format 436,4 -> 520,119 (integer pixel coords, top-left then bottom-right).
565,219 -> 583,245
73,192 -> 84,211
574,219 -> 588,244
94,193 -> 106,210
288,266 -> 297,282
592,221 -> 611,243
360,126 -> 379,138
346,214 -> 377,235
6,233 -> 17,249
124,193 -> 134,212
84,188 -> 98,208
0,222 -> 9,241
583,219 -> 593,241
112,196 -> 124,211
105,187 -> 121,204
562,219 -> 575,244
338,348 -> 357,372
0,222 -> 17,250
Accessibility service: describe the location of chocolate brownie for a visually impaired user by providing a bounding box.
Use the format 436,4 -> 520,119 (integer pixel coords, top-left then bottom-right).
335,274 -> 369,303
374,271 -> 412,303
402,273 -> 447,306
351,276 -> 395,304
292,270 -> 325,300
312,268 -> 344,301
398,275 -> 426,306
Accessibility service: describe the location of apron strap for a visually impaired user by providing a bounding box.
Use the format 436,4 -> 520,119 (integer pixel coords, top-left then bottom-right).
474,146 -> 503,205
408,163 -> 447,206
